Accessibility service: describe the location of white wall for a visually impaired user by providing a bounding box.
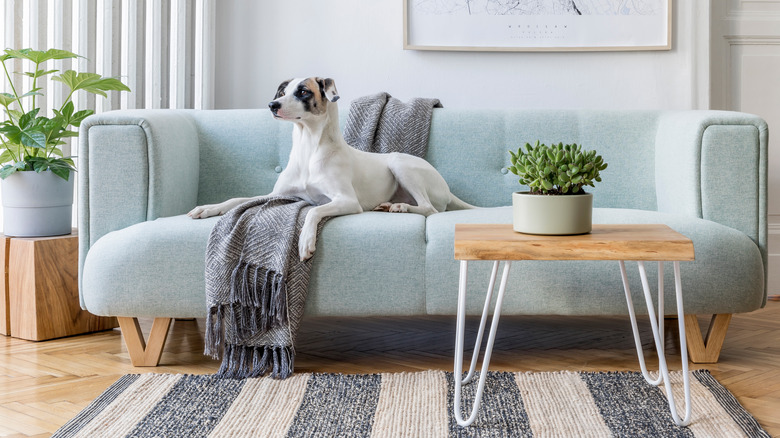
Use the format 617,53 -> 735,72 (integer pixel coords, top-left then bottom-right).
710,0 -> 780,295
214,1 -> 708,111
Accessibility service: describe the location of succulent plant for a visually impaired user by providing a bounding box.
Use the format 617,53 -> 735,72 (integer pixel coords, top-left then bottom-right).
508,141 -> 607,195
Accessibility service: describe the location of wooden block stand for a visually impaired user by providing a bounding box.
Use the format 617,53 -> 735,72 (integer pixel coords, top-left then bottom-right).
0,231 -> 117,341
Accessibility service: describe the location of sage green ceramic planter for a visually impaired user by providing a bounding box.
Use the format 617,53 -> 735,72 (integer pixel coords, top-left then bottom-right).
512,191 -> 593,235
1,170 -> 74,237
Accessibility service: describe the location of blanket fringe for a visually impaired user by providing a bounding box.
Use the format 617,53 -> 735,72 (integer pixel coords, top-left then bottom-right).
204,263 -> 289,368
217,344 -> 294,379
204,305 -> 224,358
228,262 -> 287,332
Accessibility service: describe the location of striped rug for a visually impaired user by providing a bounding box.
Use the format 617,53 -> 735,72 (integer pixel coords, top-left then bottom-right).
53,369 -> 769,437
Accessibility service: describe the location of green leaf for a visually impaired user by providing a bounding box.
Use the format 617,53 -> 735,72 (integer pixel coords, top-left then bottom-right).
53,70 -> 131,97
50,165 -> 71,180
23,69 -> 58,79
6,109 -> 23,121
44,115 -> 65,131
0,164 -> 18,179
33,68 -> 59,78
59,101 -> 75,120
31,158 -> 49,173
4,48 -> 79,64
0,150 -> 14,163
0,124 -> 22,143
70,109 -> 93,126
0,93 -> 17,107
20,129 -> 47,149
57,130 -> 79,139
18,108 -> 40,129
44,158 -> 76,180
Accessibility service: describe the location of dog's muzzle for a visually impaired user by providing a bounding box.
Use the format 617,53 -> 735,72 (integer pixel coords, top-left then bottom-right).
268,100 -> 281,117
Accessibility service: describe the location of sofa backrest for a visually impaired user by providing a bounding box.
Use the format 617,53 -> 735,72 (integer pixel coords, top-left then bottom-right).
425,109 -> 661,210
191,108 -> 662,210
191,109 -> 294,206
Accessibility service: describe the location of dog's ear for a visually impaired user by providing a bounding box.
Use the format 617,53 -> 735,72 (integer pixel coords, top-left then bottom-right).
317,78 -> 339,103
274,79 -> 292,99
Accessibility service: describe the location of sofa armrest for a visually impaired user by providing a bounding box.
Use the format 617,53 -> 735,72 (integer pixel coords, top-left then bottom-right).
78,110 -> 200,299
655,110 -> 768,263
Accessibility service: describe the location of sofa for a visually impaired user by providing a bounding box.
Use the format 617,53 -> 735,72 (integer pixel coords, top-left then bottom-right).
78,108 -> 768,367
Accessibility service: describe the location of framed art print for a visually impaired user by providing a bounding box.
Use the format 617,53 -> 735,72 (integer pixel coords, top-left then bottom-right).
404,0 -> 671,52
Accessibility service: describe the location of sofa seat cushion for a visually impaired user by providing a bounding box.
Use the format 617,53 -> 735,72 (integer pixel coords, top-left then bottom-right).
81,211 -> 427,318
82,215 -> 220,318
425,207 -> 765,316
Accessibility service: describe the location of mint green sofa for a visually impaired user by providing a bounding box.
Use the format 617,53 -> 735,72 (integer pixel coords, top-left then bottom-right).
78,109 -> 768,366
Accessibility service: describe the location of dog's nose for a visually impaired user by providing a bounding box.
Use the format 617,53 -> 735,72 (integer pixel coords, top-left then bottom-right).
269,101 -> 281,112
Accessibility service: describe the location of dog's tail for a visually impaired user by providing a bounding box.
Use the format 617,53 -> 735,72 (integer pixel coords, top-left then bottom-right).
446,194 -> 477,211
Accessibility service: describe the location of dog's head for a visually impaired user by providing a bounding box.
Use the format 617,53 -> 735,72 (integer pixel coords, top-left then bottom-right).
268,77 -> 339,121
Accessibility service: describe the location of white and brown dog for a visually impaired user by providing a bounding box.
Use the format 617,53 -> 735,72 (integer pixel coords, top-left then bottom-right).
188,77 -> 472,260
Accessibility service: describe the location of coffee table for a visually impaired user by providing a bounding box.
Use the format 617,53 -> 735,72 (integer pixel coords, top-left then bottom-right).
452,224 -> 695,427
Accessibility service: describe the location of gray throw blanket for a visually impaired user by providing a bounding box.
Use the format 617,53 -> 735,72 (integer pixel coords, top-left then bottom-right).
344,92 -> 442,157
204,196 -> 319,379
205,94 -> 441,379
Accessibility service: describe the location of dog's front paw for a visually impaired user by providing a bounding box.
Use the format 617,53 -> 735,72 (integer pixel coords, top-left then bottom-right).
373,202 -> 392,212
188,204 -> 223,219
389,203 -> 409,213
298,229 -> 317,261
374,202 -> 409,213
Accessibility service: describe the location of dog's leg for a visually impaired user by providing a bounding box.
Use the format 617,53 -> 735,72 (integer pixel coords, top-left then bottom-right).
188,197 -> 257,219
385,156 -> 450,216
299,196 -> 362,260
373,202 -> 392,212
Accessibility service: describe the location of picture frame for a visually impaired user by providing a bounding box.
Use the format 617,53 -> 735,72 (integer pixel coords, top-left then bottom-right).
403,0 -> 671,52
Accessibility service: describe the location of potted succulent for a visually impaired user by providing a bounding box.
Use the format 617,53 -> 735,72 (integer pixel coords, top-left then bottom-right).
508,141 -> 608,235
0,48 -> 130,237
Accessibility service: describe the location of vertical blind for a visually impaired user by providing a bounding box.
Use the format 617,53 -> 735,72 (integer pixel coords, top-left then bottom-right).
0,0 -> 215,229
0,0 -> 216,145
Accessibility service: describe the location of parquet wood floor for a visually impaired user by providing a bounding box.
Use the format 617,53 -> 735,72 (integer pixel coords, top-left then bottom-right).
1,301 -> 778,437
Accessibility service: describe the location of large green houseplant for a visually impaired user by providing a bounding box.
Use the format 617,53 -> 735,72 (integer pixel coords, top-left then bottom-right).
0,48 -> 130,237
507,141 -> 608,235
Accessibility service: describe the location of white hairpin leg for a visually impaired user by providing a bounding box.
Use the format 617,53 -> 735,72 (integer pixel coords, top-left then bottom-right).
454,260 -> 512,427
619,260 -> 692,427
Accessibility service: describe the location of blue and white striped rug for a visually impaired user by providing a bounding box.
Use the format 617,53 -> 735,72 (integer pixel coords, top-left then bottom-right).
53,369 -> 769,437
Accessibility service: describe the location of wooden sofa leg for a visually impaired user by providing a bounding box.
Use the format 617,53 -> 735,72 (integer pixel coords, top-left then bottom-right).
684,314 -> 732,363
117,317 -> 172,366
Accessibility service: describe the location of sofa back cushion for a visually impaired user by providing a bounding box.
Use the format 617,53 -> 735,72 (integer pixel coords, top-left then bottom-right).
192,109 -> 293,205
191,108 -> 663,211
425,109 -> 661,210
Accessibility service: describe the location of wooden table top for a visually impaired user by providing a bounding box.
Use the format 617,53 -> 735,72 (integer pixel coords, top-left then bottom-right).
454,224 -> 695,261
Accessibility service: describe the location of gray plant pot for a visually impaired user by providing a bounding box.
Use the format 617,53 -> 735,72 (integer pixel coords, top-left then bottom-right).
512,191 -> 593,235
1,170 -> 74,237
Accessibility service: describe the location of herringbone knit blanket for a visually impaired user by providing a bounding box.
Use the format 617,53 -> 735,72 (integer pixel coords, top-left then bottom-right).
344,92 -> 442,157
204,196 -> 319,379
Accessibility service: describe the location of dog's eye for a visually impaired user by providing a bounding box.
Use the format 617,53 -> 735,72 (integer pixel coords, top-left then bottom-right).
297,89 -> 311,98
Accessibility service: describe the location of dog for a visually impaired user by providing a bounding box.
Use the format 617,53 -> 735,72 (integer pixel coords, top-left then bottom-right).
188,77 -> 473,260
